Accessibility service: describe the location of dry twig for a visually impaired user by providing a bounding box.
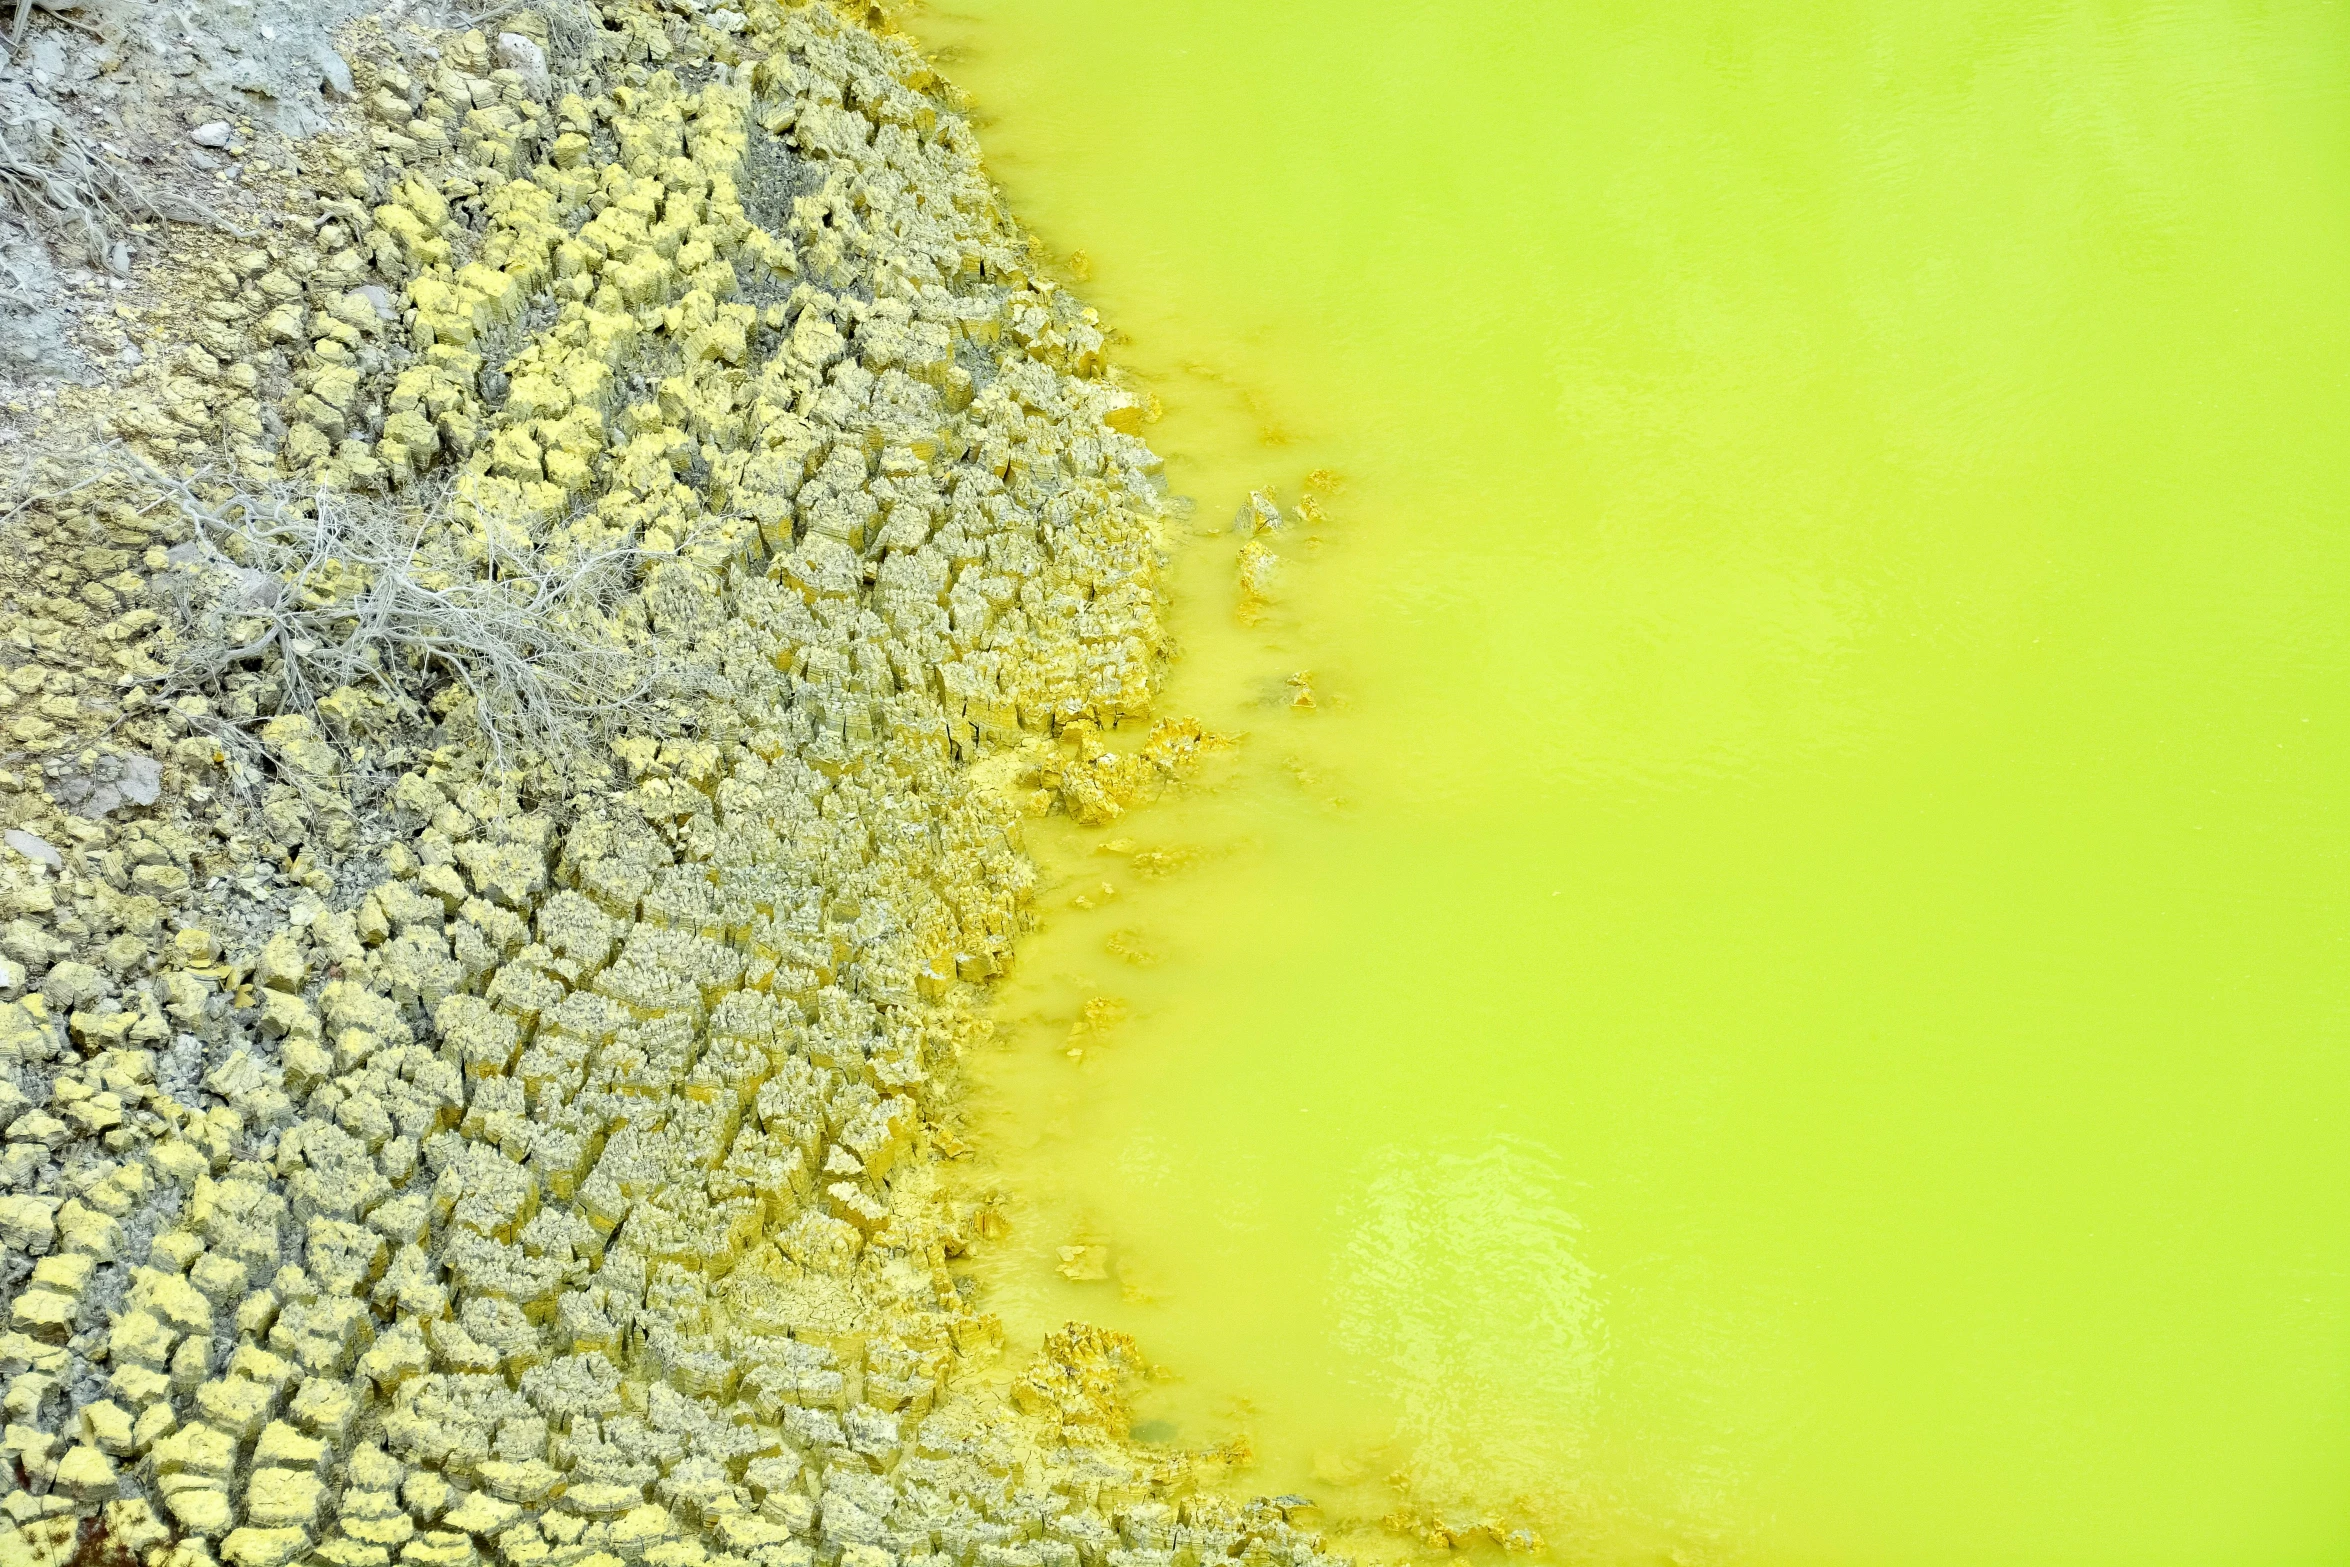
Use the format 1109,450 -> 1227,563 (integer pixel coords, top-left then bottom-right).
140,465 -> 696,777
0,111 -> 206,269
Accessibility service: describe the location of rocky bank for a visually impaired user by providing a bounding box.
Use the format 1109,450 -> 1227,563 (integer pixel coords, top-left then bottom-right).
0,5 -> 1340,1567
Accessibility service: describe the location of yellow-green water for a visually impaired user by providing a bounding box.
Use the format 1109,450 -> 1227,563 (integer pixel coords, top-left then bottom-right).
907,1 -> 2350,1559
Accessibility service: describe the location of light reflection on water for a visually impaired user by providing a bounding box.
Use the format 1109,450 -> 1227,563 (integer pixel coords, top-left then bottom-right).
1333,1136 -> 1607,1502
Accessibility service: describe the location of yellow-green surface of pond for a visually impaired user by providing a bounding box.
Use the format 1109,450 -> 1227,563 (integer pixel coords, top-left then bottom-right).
905,1 -> 2350,1559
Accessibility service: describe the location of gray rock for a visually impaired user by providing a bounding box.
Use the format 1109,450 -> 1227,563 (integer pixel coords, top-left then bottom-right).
188,120 -> 232,148
0,232 -> 91,384
314,42 -> 354,99
51,752 -> 165,818
3,830 -> 60,868
120,755 -> 163,807
495,32 -> 548,91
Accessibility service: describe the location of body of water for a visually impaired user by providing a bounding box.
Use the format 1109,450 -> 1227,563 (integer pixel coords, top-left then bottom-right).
909,2 -> 2350,1559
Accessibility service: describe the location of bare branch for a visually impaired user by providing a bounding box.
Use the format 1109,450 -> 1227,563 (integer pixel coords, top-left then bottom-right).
136,463 -> 712,784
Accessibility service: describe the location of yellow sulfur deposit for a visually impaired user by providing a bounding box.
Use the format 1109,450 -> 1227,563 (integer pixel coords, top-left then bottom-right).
0,4 -> 1332,1567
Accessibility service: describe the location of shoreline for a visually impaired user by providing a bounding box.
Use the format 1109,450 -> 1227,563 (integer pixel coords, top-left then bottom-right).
0,6 -> 1351,1567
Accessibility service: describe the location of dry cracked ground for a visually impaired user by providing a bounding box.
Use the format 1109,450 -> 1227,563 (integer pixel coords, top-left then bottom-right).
0,2 -> 1398,1566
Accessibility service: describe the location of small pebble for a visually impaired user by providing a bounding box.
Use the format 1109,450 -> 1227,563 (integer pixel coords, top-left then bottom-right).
189,121 -> 232,148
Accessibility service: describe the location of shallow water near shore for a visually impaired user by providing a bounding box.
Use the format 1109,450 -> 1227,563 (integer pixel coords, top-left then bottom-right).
904,1 -> 2350,1559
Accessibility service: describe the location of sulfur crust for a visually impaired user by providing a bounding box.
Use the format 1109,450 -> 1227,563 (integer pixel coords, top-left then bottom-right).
0,5 -> 1352,1567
